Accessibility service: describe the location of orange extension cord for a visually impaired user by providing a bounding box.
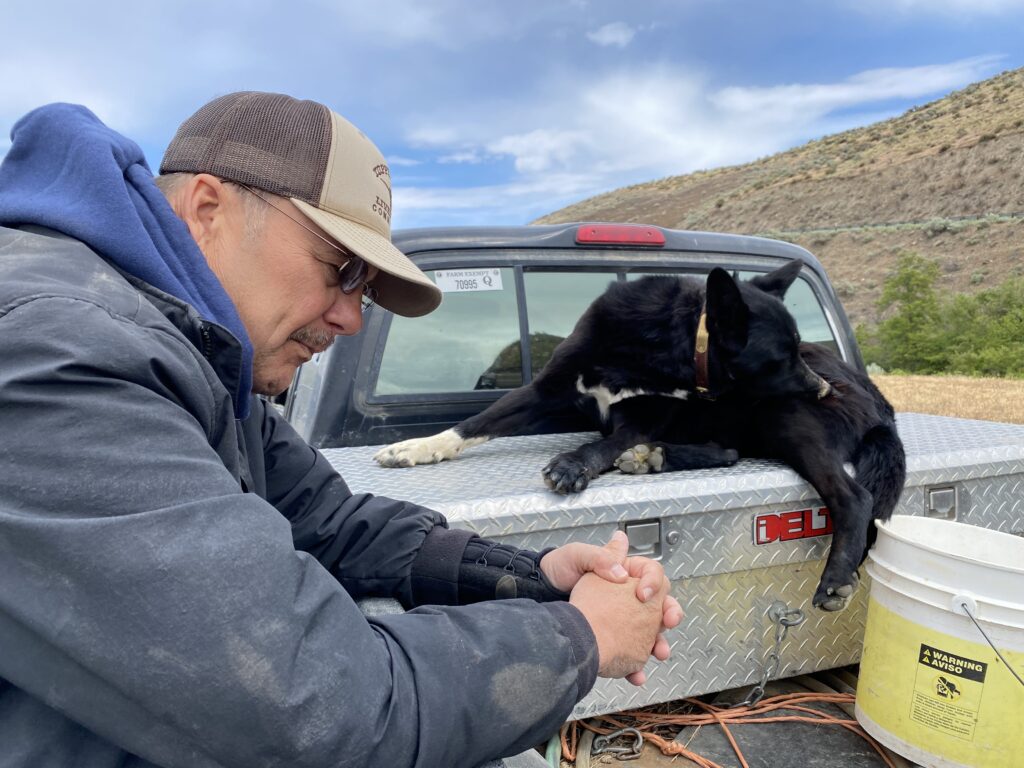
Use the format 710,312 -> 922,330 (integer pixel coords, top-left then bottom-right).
560,692 -> 899,768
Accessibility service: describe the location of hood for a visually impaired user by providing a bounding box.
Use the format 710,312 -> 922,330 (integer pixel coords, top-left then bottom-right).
0,103 -> 253,418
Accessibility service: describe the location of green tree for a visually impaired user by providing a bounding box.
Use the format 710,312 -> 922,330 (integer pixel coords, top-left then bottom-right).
946,279 -> 1024,376
872,253 -> 947,373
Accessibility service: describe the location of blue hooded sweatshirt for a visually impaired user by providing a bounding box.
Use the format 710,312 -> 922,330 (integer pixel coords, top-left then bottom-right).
0,103 -> 253,418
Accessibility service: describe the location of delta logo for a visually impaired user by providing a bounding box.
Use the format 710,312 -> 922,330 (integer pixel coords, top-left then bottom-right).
753,507 -> 833,545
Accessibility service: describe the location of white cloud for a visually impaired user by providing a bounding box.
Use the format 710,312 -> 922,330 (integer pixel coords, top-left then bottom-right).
438,150 -> 486,165
712,56 -> 1004,120
0,54 -> 144,135
387,155 -> 422,167
395,55 -> 1003,227
849,0 -> 1024,14
486,129 -> 590,173
394,172 -> 604,226
586,22 -> 637,48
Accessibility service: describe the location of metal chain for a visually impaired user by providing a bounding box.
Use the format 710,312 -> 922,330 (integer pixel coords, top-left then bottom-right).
591,726 -> 644,761
728,601 -> 806,708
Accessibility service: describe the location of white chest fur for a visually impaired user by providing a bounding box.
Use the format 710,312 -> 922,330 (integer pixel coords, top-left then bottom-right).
575,376 -> 690,421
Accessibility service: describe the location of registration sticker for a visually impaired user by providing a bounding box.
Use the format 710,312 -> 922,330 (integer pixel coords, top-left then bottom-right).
434,268 -> 503,293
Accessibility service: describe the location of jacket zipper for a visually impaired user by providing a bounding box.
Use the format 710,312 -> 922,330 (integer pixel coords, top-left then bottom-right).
199,322 -> 215,362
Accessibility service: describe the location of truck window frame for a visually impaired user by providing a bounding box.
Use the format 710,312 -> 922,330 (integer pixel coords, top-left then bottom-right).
361,251 -> 851,406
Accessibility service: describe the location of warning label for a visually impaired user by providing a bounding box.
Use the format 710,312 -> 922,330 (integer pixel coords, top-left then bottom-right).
910,643 -> 988,740
918,644 -> 988,682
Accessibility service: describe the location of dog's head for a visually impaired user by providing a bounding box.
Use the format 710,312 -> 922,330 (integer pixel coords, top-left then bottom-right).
705,260 -> 831,400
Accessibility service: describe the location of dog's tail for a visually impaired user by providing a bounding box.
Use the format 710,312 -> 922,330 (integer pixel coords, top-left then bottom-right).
854,422 -> 907,560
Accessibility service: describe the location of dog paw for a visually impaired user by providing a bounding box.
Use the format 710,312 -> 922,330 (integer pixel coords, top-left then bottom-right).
615,444 -> 664,475
812,572 -> 860,612
373,429 -> 483,467
542,454 -> 593,494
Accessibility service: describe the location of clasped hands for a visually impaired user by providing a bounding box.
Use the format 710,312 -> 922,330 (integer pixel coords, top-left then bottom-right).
539,531 -> 682,685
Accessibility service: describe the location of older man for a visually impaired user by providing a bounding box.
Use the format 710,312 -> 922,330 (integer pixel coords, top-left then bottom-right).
0,92 -> 680,767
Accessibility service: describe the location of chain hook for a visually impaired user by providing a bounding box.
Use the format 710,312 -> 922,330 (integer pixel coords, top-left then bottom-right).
591,727 -> 644,761
728,600 -> 805,708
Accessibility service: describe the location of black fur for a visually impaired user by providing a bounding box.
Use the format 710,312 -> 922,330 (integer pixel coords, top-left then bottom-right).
383,263 -> 907,610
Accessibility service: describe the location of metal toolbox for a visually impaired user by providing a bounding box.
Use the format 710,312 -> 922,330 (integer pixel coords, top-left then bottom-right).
322,412 -> 1024,719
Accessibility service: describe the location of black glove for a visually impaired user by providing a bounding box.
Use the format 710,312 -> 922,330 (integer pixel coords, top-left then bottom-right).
458,538 -> 570,604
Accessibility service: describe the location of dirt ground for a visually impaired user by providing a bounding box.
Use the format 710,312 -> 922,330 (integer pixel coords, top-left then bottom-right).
872,373 -> 1024,424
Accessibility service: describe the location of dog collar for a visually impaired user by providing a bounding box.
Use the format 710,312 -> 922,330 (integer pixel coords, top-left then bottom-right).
694,301 -> 715,400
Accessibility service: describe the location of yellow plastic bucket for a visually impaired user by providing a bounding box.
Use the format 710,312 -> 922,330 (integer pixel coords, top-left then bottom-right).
855,516 -> 1024,768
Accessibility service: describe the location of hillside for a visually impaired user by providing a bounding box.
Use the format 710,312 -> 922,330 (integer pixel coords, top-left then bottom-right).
537,68 -> 1024,328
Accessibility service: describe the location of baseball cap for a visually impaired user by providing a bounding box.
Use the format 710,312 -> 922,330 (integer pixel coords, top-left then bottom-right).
160,91 -> 441,317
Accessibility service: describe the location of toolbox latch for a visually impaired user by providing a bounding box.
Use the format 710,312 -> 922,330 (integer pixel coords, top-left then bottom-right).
926,486 -> 957,520
624,520 -> 662,560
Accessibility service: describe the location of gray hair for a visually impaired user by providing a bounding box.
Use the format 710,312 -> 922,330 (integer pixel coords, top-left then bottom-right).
154,172 -> 267,241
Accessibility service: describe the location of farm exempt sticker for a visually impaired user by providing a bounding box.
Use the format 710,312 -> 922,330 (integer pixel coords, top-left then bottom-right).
434,269 -> 503,293
910,643 -> 988,740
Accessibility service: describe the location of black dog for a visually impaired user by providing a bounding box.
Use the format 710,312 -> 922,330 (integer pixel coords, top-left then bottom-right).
375,261 -> 906,610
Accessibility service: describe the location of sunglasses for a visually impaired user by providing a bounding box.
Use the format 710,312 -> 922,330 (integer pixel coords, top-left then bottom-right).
236,183 -> 379,312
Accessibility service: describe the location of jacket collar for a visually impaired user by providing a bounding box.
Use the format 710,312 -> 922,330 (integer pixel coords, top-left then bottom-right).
123,273 -> 249,419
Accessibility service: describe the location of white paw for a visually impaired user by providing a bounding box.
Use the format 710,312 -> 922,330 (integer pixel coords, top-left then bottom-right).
373,429 -> 487,467
614,444 -> 664,475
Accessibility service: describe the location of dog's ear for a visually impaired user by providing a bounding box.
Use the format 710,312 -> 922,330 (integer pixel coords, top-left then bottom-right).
749,259 -> 803,298
705,268 -> 749,356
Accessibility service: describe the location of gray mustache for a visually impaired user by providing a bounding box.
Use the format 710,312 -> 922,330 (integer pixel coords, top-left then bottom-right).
290,327 -> 334,353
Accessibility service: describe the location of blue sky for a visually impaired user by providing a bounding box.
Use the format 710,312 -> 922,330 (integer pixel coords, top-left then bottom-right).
2,0 -> 1023,229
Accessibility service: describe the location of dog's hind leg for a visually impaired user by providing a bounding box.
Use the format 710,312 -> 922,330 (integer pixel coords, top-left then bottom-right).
542,428 -> 658,494
614,441 -> 739,475
374,382 -> 584,467
852,423 -> 906,562
541,397 -> 684,493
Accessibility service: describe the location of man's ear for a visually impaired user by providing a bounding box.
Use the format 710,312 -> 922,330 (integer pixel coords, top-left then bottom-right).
175,174 -> 230,253
748,259 -> 803,298
705,267 -> 748,356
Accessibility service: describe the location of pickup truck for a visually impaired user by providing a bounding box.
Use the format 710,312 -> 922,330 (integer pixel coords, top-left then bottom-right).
281,222 -> 1024,720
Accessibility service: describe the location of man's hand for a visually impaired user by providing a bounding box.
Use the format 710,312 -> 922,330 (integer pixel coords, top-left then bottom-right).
570,573 -> 667,681
540,531 -> 683,685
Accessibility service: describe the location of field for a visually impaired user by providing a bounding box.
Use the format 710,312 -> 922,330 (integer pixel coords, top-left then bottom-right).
872,374 -> 1024,424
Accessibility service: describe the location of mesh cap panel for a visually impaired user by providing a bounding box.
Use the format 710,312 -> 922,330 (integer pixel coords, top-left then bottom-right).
160,92 -> 331,204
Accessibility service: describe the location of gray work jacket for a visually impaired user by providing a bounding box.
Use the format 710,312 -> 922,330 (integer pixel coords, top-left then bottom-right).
0,226 -> 596,768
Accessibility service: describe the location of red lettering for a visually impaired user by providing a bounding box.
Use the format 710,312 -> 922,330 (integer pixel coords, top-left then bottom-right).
753,507 -> 833,545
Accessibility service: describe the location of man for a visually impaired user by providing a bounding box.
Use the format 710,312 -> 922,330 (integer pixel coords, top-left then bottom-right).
0,92 -> 680,767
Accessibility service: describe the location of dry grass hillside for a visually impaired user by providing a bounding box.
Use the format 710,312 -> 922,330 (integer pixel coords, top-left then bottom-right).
537,68 -> 1024,328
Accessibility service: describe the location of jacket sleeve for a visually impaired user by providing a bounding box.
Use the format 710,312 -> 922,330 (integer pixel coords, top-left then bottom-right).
253,400 -> 459,605
254,382 -> 571,610
0,296 -> 597,768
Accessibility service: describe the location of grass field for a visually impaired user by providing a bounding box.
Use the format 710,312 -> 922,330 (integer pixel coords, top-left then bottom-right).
872,374 -> 1024,425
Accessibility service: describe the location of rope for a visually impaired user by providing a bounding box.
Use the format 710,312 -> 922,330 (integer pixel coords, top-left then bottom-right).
565,692 -> 899,768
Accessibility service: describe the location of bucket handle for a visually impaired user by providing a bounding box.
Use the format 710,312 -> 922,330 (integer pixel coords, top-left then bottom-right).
952,594 -> 1024,690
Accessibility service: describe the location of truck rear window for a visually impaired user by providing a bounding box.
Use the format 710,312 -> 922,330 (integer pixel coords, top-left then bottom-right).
373,266 -> 840,397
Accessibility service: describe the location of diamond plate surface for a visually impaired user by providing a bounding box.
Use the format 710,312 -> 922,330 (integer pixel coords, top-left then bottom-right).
572,563 -> 872,719
322,412 -> 1024,715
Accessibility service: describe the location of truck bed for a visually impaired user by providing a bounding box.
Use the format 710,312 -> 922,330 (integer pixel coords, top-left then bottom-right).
323,412 -> 1024,718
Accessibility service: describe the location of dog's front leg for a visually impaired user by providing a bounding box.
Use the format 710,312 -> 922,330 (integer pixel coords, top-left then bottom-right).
542,429 -> 654,494
374,380 -> 582,467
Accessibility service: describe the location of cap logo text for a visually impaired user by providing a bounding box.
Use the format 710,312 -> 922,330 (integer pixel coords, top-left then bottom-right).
371,163 -> 392,224
373,195 -> 392,224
